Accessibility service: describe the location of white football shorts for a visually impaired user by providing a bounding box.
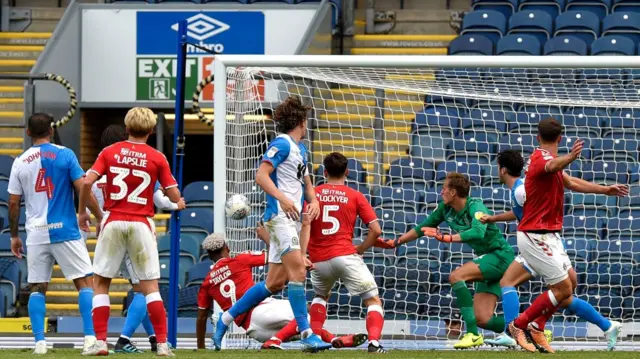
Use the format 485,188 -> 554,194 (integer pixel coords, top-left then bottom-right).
93,214 -> 160,281
246,298 -> 296,342
516,231 -> 572,286
27,239 -> 92,283
265,216 -> 302,264
311,254 -> 379,299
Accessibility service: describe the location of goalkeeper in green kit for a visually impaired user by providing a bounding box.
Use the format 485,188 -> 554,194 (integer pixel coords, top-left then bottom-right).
388,172 -> 514,349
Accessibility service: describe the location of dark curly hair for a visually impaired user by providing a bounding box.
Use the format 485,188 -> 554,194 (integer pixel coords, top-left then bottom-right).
101,124 -> 127,148
497,149 -> 524,177
274,96 -> 311,134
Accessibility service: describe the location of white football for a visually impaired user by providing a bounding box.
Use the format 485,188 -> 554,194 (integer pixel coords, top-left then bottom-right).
225,194 -> 251,220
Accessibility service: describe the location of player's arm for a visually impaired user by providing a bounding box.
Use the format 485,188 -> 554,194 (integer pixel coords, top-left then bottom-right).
157,155 -> 183,205
73,178 -> 102,224
256,221 -> 270,246
303,175 -> 320,220
195,284 -> 213,350
562,172 -> 629,197
544,139 -> 584,173
153,188 -> 186,211
7,163 -> 24,258
394,202 -> 446,247
480,210 -> 517,224
79,171 -> 101,232
354,193 -> 383,254
425,201 -> 490,243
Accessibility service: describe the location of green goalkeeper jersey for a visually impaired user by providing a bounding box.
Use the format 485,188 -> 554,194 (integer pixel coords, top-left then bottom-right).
413,197 -> 511,256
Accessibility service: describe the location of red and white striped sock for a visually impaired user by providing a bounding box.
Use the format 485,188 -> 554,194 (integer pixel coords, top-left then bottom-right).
146,292 -> 167,343
91,294 -> 110,342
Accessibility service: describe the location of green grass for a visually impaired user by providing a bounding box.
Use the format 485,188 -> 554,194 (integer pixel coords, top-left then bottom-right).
4,349 -> 638,359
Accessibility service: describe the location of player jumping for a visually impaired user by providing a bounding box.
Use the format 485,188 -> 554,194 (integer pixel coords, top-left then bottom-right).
81,124 -> 186,353
482,149 -> 624,352
8,113 -> 103,354
389,172 -> 514,349
307,152 -> 387,353
213,96 -> 331,352
79,107 -> 182,356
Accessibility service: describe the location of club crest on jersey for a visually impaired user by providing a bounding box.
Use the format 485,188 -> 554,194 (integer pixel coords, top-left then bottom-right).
474,211 -> 484,220
267,147 -> 278,158
121,148 -> 130,156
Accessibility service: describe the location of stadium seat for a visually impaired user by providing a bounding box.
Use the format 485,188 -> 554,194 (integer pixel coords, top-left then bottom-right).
315,158 -> 366,184
158,234 -> 200,264
372,185 -> 425,211
177,286 -> 200,318
554,11 -> 601,44
461,109 -> 511,133
567,192 -> 619,214
449,132 -> 497,165
461,10 -> 508,43
520,0 -> 566,19
567,0 -> 613,20
448,34 -> 495,55
607,109 -> 640,132
472,0 -> 519,17
508,10 -> 554,44
435,162 -> 483,187
0,233 -> 27,284
496,34 -> 543,55
582,160 -> 631,184
0,206 -> 25,234
185,260 -> 213,287
562,108 -> 603,137
158,257 -> 187,288
511,109 -> 562,132
0,155 -> 13,180
591,35 -> 636,55
0,258 -> 19,315
563,214 -> 604,239
602,12 -> 640,43
612,0 -> 640,13
619,185 -> 640,209
178,208 -> 214,236
386,157 -> 435,189
497,133 -> 537,156
410,129 -> 454,162
594,138 -> 639,162
471,186 -> 511,209
544,35 -> 589,55
595,239 -> 639,263
375,207 -> 412,236
183,181 -> 214,206
413,106 -> 462,133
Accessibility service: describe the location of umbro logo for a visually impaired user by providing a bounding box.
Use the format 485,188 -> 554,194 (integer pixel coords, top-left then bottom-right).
171,13 -> 230,42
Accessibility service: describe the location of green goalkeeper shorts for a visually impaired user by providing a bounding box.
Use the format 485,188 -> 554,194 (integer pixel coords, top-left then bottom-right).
473,249 -> 515,298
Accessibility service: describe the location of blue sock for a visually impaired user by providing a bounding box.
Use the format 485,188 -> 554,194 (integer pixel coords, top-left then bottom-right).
28,292 -> 46,342
566,296 -> 611,332
288,281 -> 311,333
141,312 -> 155,337
228,281 -> 271,319
121,292 -> 147,338
501,286 -> 520,331
78,287 -> 95,337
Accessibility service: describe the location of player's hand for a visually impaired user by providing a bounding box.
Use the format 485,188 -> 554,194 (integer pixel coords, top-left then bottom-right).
306,201 -> 320,221
10,236 -> 23,259
479,214 -> 494,224
256,222 -> 269,242
177,197 -> 186,210
373,237 -> 397,249
280,197 -> 300,221
604,184 -> 629,197
422,227 -> 450,243
568,139 -> 584,160
78,211 -> 91,233
304,257 -> 315,271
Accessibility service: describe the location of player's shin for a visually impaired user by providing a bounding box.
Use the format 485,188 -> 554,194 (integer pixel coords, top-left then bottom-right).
532,306 -> 556,331
514,290 -> 559,330
145,292 -> 167,343
288,281 -> 312,337
92,294 -> 111,341
121,292 -> 147,339
28,292 -> 46,342
78,287 -> 96,337
274,320 -> 300,342
227,281 -> 272,321
501,286 -> 520,329
565,296 -> 611,332
452,281 -> 479,335
485,315 -> 506,333
310,297 -> 328,335
366,305 -> 384,341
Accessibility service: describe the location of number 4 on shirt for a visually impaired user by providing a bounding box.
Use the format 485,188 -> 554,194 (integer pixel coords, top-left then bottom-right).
35,168 -> 54,199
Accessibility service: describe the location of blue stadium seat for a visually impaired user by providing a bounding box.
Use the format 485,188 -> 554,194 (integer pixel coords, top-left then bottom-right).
185,260 -> 213,287
564,237 -> 593,264
0,155 -> 13,180
461,109 -> 511,133
177,286 -> 200,318
520,0 -> 566,19
426,95 -> 473,108
157,234 -> 198,269
591,35 -> 636,55
179,208 -> 214,236
619,209 -> 640,220
497,133 -> 538,156
595,239 -> 639,262
0,288 -> 5,317
471,186 -> 511,208
563,214 -> 604,239
472,0 -> 519,17
582,160 -> 631,184
544,35 -> 589,55
554,11 -> 601,44
567,0 -> 613,20
619,185 -> 640,209
607,109 -> 640,132
372,185 -> 424,211
386,157 -> 435,189
435,162 -> 483,187
594,138 -> 639,162
410,129 -> 454,162
413,106 -> 462,132
315,158 -> 366,184
602,12 -> 640,43
0,233 -> 27,285
0,206 -> 25,233
461,10 -> 508,43
562,108 -> 604,137
382,289 -> 424,320
496,34 -> 543,55
448,242 -> 476,265
375,207 -> 412,236
511,111 -> 560,133
449,132 -> 497,165
183,181 -> 214,206
421,190 -> 441,211
612,0 -> 640,13
508,10 -> 554,44
567,192 -> 619,214
448,34 -> 495,55
0,258 -> 19,315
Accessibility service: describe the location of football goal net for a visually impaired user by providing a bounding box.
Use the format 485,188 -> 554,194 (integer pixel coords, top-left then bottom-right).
212,55 -> 639,350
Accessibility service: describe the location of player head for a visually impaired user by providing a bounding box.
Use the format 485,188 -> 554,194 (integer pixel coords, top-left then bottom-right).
497,149 -> 524,185
27,113 -> 54,142
441,172 -> 470,206
537,117 -> 563,146
202,233 -> 230,261
124,107 -> 156,140
100,124 -> 127,148
323,152 -> 349,181
273,96 -> 310,139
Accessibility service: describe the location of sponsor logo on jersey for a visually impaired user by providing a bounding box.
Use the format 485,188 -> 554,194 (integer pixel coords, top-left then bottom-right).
267,147 -> 278,158
474,211 -> 484,220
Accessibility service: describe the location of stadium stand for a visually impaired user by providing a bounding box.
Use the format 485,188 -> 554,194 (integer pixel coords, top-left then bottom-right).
461,10 -> 508,43
508,10 -> 554,45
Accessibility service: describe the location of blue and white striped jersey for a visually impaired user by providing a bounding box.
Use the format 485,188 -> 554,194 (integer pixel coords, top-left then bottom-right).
7,143 -> 84,245
511,177 -> 526,222
261,134 -> 309,221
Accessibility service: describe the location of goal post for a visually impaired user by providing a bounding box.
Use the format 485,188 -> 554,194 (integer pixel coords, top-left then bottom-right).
212,55 -> 640,350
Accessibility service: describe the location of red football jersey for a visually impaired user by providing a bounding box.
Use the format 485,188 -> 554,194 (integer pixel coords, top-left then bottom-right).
518,148 -> 565,232
197,252 -> 267,329
308,184 -> 378,263
89,141 -> 177,218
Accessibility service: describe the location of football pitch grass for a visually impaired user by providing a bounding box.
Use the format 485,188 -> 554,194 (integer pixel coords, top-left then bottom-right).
3,349 -> 638,359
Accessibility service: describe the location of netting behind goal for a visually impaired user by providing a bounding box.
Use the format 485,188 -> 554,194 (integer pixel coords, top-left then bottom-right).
220,64 -> 640,349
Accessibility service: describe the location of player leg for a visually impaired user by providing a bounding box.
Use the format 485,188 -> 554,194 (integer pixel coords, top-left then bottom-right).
26,244 -> 54,355
116,256 -> 152,354
448,260 -> 485,349
309,259 -> 336,343
52,239 -> 97,352
248,298 -> 299,349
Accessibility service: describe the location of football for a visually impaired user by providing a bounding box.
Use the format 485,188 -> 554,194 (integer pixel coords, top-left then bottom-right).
225,194 -> 251,220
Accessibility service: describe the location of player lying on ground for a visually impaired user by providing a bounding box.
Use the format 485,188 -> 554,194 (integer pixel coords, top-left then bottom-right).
79,124 -> 186,354
497,119 -> 628,353
482,149 -> 624,352
8,113 -> 103,355
196,232 -> 364,350
388,172 -> 514,349
79,107 -> 183,357
214,96 -> 331,352
307,152 -> 388,353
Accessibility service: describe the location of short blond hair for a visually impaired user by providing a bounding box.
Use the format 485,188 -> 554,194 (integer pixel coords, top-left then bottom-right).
202,233 -> 226,252
124,107 -> 156,137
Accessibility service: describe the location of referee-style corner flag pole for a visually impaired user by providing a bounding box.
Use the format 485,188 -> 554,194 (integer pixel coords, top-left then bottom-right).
168,19 -> 188,348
